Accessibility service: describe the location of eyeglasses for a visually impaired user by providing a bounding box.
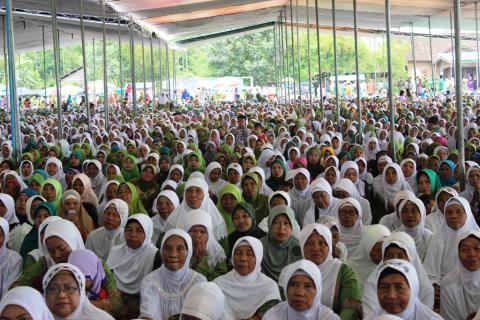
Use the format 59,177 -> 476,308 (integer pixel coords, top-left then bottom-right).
46,284 -> 79,296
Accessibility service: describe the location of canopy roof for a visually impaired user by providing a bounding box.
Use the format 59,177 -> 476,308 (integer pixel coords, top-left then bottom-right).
0,0 -> 478,51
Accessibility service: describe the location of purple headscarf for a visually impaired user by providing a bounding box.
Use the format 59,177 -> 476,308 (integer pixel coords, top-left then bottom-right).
68,249 -> 106,299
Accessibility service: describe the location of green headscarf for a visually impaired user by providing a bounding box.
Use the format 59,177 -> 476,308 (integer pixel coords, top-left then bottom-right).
121,155 -> 140,182
184,150 -> 206,180
120,182 -> 148,216
260,205 -> 302,282
416,169 -> 441,197
40,179 -> 63,208
241,172 -> 270,223
217,183 -> 243,233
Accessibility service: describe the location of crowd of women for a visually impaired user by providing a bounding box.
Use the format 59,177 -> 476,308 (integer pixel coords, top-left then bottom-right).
0,93 -> 480,320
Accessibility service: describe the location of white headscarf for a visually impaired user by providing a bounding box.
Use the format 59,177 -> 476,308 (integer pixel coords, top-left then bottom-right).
0,217 -> 22,299
340,161 -> 365,197
298,224 -> 343,308
303,178 -> 341,227
43,218 -> 85,255
333,178 -> 372,225
440,230 -> 480,320
396,194 -> 433,260
368,259 -> 441,320
459,165 -> 480,202
42,263 -> 114,319
139,228 -> 206,320
164,177 -> 228,240
249,166 -> 274,196
85,199 -> 129,260
400,158 -> 417,191
347,224 -> 391,288
87,160 -> 106,197
19,160 -> 34,181
0,286 -> 54,320
424,196 -> 480,284
263,259 -> 339,320
204,162 -> 227,197
288,168 -> 312,226
151,190 -> 180,244
28,216 -> 62,265
214,236 -> 281,319
362,232 -> 434,318
106,214 -> 158,294
180,282 -> 232,320
45,157 -> 65,181
381,163 -> 413,209
183,209 -> 226,267
425,187 -> 458,234
0,193 -> 18,225
337,197 -> 363,256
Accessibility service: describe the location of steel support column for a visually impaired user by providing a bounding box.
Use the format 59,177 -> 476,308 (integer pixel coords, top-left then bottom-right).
129,20 -> 137,115
454,0 -> 465,190
353,0 -> 362,136
450,12 -> 455,79
284,9 -> 290,102
150,35 -> 155,104
42,25 -> 47,102
306,0 -> 312,108
159,40 -> 163,97
410,22 -> 417,93
80,0 -> 90,130
332,0 -> 340,126
428,16 -> 435,93
273,23 -> 278,100
173,50 -> 177,103
51,0 -> 62,140
166,44 -> 171,101
118,15 -> 123,99
475,2 -> 480,91
385,0 -> 395,161
295,0 -> 301,103
315,0 -> 323,112
102,0 -> 108,129
289,1 -> 296,101
141,32 -> 146,106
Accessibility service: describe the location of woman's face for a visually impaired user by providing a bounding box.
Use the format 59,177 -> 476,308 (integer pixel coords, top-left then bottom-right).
401,162 -> 414,178
46,163 -> 58,176
469,169 -> 480,189
107,166 -> 117,179
445,203 -> 467,230
45,271 -> 81,318
185,186 -> 204,209
439,163 -> 452,180
294,173 -> 308,191
170,169 -> 183,183
42,184 -> 57,202
312,191 -> 330,209
141,167 -> 155,182
344,168 -> 358,183
188,156 -> 200,169
45,236 -> 72,263
303,231 -> 329,265
117,185 -> 132,203
459,236 -> 480,272
400,201 -> 421,228
34,207 -> 51,229
232,208 -> 252,232
228,169 -> 241,184
436,191 -> 452,214
417,174 -> 431,195
157,196 -> 175,220
72,179 -> 85,196
369,241 -> 384,264
124,221 -> 145,249
161,235 -> 188,271
123,158 -> 134,171
242,158 -> 254,171
106,184 -> 118,201
21,162 -> 33,177
103,206 -> 121,231
308,151 -> 320,165
384,244 -> 410,261
385,167 -> 398,185
377,272 -> 411,315
242,177 -> 258,198
437,148 -> 448,160
86,164 -> 99,179
339,205 -> 358,228
270,214 -> 292,242
271,163 -> 284,178
63,198 -> 80,214
188,225 -> 208,255
287,275 -> 317,312
427,158 -> 440,173
209,168 -> 221,182
233,245 -> 256,276
96,152 -> 105,164
220,193 -> 238,214
325,168 -> 337,185
0,304 -> 32,319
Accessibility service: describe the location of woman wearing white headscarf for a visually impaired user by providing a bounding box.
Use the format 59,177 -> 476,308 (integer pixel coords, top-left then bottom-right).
303,178 -> 341,227
366,259 -> 441,320
424,196 -> 480,284
395,194 -> 433,260
0,217 -> 22,299
425,187 -> 457,234
298,224 -> 362,319
340,161 -> 366,197
25,216 -> 62,267
204,162 -> 227,198
106,214 -> 158,295
85,199 -> 129,260
263,259 -> 340,320
362,232 -> 434,318
380,163 -> 413,210
400,158 -> 417,192
97,180 -> 120,222
365,137 -> 381,161
0,193 -> 18,229
180,282 -> 233,320
440,230 -> 480,320
459,165 -> 480,202
379,190 -> 415,232
288,168 -> 312,226
86,160 -> 106,198
333,178 -> 372,225
249,166 -> 274,196
151,190 -> 180,244
19,160 -> 34,182
347,224 -> 391,289
139,229 -> 206,320
214,236 -> 281,319
42,263 -> 113,319
0,286 -> 54,320
337,197 -> 363,256
44,157 -> 67,191
163,177 -> 228,241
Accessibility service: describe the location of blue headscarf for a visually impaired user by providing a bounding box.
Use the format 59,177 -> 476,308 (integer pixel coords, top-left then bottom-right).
439,160 -> 456,187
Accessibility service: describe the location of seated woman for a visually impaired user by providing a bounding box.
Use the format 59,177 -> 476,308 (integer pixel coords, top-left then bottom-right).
0,286 -> 54,319
416,168 -> 441,198
0,193 -> 18,232
215,236 -> 281,319
182,209 -> 227,280
43,263 -> 114,319
340,160 -> 366,197
362,232 -> 434,318
180,282 -> 230,320
227,202 -> 266,255
303,178 -> 341,227
86,199 -> 129,260
40,179 -> 62,209
217,183 -> 243,234
266,159 -> 286,192
72,173 -> 100,215
241,172 -> 269,223
317,216 -> 349,263
68,249 -> 122,318
19,196 -> 49,259
288,168 -> 312,226
367,259 -> 441,320
380,163 -> 413,212
0,217 -> 22,299
261,205 -> 302,282
337,197 -> 364,257
333,178 -> 372,225
57,190 -> 95,240
14,218 -> 85,292
23,216 -> 61,269
97,180 -> 120,221
395,194 -> 432,260
263,259 -> 340,319
379,190 -> 414,232
151,190 -> 180,245
204,162 -> 227,199
131,164 -> 160,216
425,187 -> 457,234
298,223 -> 362,319
139,229 -> 206,320
117,182 -> 148,216
440,231 -> 480,320
106,214 -> 158,319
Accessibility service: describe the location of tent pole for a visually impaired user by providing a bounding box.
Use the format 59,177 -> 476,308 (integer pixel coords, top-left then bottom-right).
454,0 -> 465,190
410,22 -> 417,94
80,0 -> 90,131
118,14 -> 123,100
273,23 -> 279,100
475,2 -> 480,91
332,0 -> 340,126
141,30 -> 146,107
51,0 -> 62,140
354,0 -> 362,137
428,16 -> 435,93
150,35 -> 155,105
129,19 -> 137,115
159,40 -> 163,98
450,12 -> 454,79
284,9 -> 290,102
306,0 -> 312,109
165,44 -> 171,101
289,0 -> 296,101
42,25 -> 47,105
385,0 -> 395,162
315,0 -> 323,113
295,0 -> 301,104
102,0 -> 108,130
